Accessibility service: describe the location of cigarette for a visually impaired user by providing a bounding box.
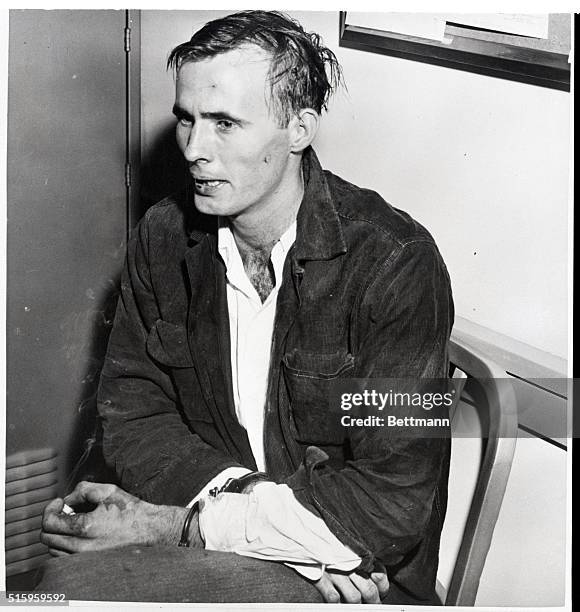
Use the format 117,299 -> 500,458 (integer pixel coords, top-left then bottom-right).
62,503 -> 76,515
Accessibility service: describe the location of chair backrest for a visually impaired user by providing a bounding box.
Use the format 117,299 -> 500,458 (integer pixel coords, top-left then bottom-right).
442,332 -> 518,606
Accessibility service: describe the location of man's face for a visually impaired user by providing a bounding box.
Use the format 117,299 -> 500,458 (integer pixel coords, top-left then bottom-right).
173,46 -> 296,220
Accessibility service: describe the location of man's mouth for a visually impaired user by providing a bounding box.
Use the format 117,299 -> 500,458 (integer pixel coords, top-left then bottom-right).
193,178 -> 227,195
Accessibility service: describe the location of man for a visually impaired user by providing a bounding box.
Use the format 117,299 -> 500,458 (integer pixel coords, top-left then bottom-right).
38,11 -> 453,605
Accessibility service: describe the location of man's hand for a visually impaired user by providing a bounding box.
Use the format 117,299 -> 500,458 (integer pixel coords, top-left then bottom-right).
313,567 -> 389,604
40,481 -> 195,555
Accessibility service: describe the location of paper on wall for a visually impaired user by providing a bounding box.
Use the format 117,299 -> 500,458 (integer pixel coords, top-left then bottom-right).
346,12 -> 447,43
446,14 -> 550,39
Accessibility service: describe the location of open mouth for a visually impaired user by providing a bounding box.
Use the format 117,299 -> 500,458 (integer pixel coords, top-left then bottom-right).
193,178 -> 227,195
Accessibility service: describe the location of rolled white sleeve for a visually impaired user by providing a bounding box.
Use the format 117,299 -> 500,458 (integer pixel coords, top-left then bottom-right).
198,482 -> 361,580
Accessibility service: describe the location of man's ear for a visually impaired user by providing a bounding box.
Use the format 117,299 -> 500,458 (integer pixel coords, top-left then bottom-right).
288,109 -> 319,153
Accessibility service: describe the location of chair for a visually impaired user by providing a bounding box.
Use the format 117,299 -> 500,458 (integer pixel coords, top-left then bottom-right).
437,331 -> 518,606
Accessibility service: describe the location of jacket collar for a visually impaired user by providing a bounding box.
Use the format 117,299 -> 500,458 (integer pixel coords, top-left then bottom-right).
186,147 -> 347,261
294,146 -> 347,261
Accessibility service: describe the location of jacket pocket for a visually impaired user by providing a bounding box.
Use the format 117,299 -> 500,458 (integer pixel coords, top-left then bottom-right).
146,319 -> 194,368
282,349 -> 354,445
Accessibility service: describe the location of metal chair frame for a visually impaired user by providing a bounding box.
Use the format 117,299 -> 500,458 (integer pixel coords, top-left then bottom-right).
441,332 -> 518,606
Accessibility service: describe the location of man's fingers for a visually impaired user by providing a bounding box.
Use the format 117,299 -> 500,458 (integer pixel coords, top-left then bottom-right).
42,531 -> 114,554
41,498 -> 71,535
40,532 -> 89,554
328,573 -> 364,604
312,573 -> 341,604
43,498 -> 65,516
48,547 -> 71,557
371,571 -> 390,598
349,572 -> 381,603
317,569 -> 389,604
64,481 -> 115,507
42,505 -> 88,537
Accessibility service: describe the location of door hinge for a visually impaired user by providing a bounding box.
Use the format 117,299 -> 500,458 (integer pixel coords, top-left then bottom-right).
124,26 -> 131,53
125,163 -> 132,188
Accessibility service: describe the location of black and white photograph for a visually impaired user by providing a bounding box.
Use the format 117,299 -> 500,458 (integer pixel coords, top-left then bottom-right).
0,7 -> 573,610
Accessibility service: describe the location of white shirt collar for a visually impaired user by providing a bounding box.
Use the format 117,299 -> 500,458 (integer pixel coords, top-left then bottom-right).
217,218 -> 297,280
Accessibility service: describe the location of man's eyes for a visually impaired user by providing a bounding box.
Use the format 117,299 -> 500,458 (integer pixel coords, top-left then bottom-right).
174,110 -> 192,126
216,119 -> 236,132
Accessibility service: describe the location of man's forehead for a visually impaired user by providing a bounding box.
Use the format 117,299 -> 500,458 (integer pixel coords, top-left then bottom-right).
174,46 -> 277,119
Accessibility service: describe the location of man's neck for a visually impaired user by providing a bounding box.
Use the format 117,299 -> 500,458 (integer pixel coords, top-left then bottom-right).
227,166 -> 303,302
229,167 -> 303,261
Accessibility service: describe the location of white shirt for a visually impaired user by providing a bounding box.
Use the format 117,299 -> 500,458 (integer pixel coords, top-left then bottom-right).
189,218 -> 360,578
220,218 -> 296,470
188,220 -> 296,500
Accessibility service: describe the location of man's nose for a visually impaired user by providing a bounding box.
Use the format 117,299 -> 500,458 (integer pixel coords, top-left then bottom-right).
182,123 -> 212,164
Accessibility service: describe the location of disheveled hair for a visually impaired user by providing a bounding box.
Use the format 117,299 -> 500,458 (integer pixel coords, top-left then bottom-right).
167,10 -> 343,125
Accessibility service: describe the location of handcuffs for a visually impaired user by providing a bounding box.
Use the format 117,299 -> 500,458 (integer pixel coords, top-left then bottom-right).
178,471 -> 269,547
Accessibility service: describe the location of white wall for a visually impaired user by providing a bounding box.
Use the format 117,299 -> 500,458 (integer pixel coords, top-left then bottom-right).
140,10 -> 570,360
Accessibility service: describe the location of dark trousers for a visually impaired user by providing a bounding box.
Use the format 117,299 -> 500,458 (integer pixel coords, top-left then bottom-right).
35,546 -> 324,603
35,545 -> 439,605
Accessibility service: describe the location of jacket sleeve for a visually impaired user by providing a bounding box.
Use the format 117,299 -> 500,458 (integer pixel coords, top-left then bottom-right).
97,213 -> 245,506
285,239 -> 454,572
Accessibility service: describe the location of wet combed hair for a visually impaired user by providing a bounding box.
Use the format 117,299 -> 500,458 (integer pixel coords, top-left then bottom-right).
167,10 -> 343,126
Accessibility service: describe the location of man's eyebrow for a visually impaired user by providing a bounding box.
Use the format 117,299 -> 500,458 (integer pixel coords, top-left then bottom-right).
172,104 -> 249,125
172,104 -> 193,121
201,111 -> 249,125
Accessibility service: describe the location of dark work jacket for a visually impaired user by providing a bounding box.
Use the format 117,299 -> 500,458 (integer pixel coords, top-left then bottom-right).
98,147 -> 454,605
